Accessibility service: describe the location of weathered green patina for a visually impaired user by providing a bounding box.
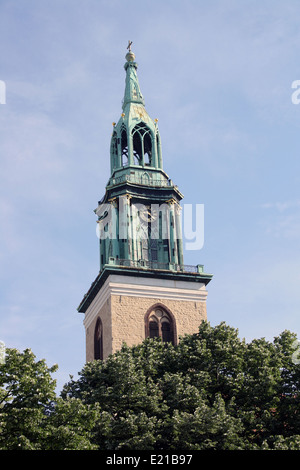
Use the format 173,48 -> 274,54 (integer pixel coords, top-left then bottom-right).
78,44 -> 212,314
97,45 -> 186,269
109,46 -> 164,181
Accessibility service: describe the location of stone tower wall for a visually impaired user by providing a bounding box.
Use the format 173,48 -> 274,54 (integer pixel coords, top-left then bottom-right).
84,274 -> 208,362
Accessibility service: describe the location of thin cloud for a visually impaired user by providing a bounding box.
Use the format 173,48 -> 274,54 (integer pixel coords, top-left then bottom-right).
262,200 -> 300,212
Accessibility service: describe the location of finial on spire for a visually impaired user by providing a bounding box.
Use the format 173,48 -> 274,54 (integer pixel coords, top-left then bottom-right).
125,40 -> 135,63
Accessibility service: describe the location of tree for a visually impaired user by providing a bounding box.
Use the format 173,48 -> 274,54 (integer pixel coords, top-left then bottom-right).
0,348 -> 98,450
0,348 -> 57,449
2,322 -> 300,450
62,322 -> 300,450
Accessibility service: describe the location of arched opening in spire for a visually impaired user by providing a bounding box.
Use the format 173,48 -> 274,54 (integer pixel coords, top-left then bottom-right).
132,122 -> 153,167
121,125 -> 128,166
143,131 -> 152,165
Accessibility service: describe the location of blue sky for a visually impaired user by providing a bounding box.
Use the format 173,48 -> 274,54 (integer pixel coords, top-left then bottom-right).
1,0 -> 300,391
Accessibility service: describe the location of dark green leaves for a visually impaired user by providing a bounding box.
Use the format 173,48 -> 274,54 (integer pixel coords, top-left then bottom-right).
2,322 -> 300,450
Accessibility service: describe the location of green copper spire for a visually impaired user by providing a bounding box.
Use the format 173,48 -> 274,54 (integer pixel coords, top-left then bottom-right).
123,41 -> 145,108
109,42 -> 163,177
77,45 -> 213,319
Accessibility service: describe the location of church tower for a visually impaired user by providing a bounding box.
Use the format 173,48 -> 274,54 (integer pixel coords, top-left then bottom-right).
78,43 -> 213,361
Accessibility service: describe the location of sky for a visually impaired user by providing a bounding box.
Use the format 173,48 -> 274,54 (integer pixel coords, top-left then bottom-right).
1,0 -> 300,392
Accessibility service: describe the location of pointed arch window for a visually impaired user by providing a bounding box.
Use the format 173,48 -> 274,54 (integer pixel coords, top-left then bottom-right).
121,125 -> 128,166
149,319 -> 159,338
132,123 -> 153,166
94,317 -> 103,360
145,305 -> 176,345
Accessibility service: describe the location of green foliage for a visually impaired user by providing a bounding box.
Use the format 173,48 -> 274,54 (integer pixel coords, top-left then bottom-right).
0,348 -> 57,449
62,322 -> 300,450
2,322 -> 300,450
169,394 -> 244,450
42,398 -> 99,450
0,348 -> 98,449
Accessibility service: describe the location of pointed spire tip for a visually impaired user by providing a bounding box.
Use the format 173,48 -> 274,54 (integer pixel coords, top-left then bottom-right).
126,40 -> 135,62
